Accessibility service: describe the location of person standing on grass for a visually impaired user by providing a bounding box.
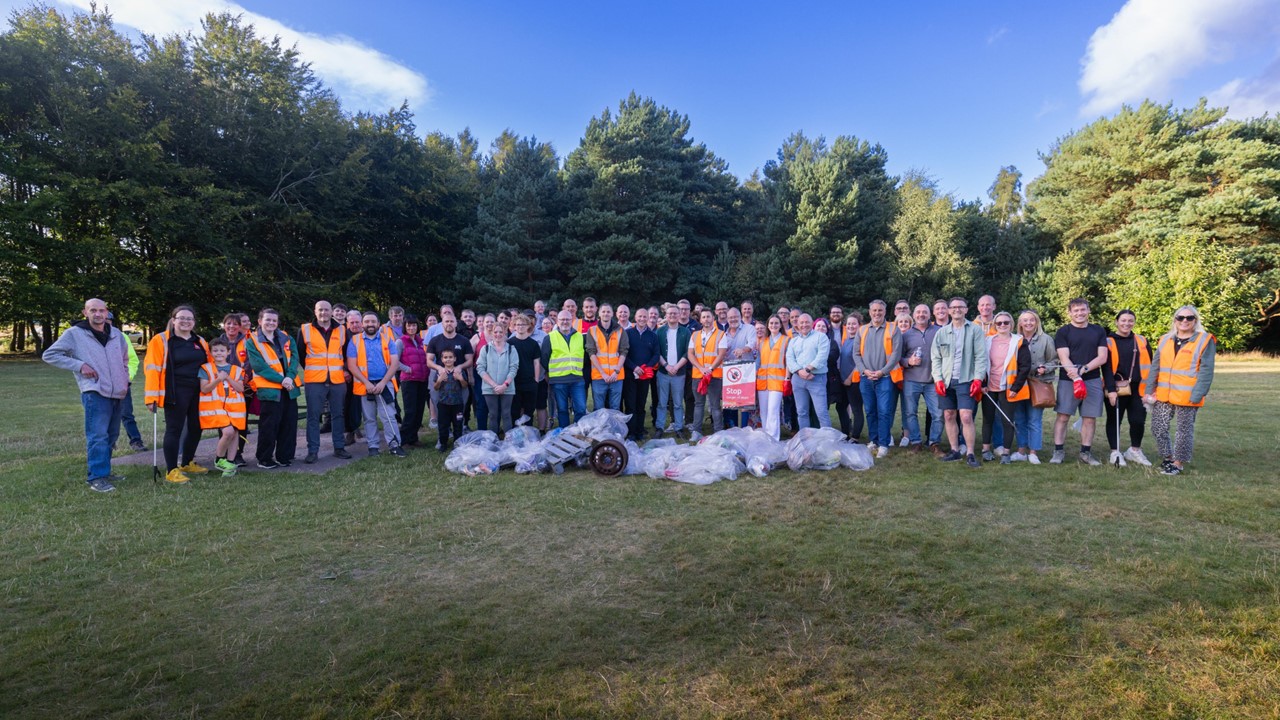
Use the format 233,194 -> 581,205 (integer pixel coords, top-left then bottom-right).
901,304 -> 943,455
145,305 -> 214,483
1006,310 -> 1056,465
197,339 -> 246,476
1145,305 -> 1216,476
299,300 -> 351,464
348,311 -> 406,458
852,299 -> 904,458
930,297 -> 987,468
426,313 -> 473,444
507,314 -> 543,428
397,315 -> 430,447
542,310 -> 588,429
105,311 -> 147,453
740,299 -> 755,328
980,311 -> 1018,465
756,315 -> 789,440
246,308 -> 302,470
933,298 -> 950,328
433,349 -> 468,452
43,298 -> 132,493
585,303 -> 629,412
975,294 -> 998,336
1103,310 -> 1154,467
476,323 -> 520,436
1051,298 -> 1109,466
785,313 -> 832,430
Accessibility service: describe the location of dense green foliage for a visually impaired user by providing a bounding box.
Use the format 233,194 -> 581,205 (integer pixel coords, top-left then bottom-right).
2,7 -> 1279,349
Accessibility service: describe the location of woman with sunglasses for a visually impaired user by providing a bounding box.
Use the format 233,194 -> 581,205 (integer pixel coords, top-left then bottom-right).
1103,310 -> 1153,466
144,305 -> 214,483
980,311 -> 1017,464
1144,306 -> 1217,476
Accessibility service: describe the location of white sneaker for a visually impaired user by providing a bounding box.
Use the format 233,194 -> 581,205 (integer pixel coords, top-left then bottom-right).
1009,452 -> 1027,462
1027,452 -> 1041,465
1109,450 -> 1127,467
867,442 -> 878,453
899,436 -> 910,447
876,446 -> 890,459
1124,447 -> 1152,466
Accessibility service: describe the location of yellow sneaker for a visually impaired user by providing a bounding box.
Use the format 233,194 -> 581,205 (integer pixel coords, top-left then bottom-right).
180,462 -> 209,475
165,468 -> 190,484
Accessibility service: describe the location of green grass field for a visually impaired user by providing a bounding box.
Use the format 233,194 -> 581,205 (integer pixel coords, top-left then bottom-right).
2,357 -> 1278,718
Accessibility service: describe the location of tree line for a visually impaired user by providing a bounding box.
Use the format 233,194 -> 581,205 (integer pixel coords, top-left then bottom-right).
2,6 -> 1276,352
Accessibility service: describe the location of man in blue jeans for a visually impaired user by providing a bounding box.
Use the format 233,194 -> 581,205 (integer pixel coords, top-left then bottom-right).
541,310 -> 587,428
785,313 -> 831,429
901,303 -> 943,456
654,304 -> 691,437
43,298 -> 132,492
852,300 -> 904,457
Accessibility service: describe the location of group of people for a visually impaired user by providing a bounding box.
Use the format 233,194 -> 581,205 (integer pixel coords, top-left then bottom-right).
45,293 -> 1217,492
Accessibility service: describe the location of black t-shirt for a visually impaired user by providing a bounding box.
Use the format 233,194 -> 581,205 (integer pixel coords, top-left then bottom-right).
509,336 -> 541,386
168,334 -> 207,389
427,333 -> 473,369
1055,323 -> 1108,380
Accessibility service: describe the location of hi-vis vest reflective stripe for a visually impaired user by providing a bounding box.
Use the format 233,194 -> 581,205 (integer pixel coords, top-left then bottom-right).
589,326 -> 624,381
198,363 -> 247,430
859,325 -> 904,384
1154,332 -> 1212,407
301,323 -> 346,384
353,330 -> 399,395
1005,335 -> 1029,402
756,334 -> 789,392
691,327 -> 724,379
1107,334 -> 1151,395
248,333 -> 295,392
144,331 -> 212,407
548,331 -> 584,378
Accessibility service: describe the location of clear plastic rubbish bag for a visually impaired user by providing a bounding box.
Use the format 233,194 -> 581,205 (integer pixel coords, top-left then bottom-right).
445,445 -> 504,476
661,445 -> 744,485
564,409 -> 631,441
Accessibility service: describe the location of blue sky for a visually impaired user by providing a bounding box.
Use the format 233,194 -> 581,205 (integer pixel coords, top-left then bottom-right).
7,0 -> 1280,202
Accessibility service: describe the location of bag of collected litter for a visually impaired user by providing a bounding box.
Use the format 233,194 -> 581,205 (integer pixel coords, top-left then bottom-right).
785,427 -> 848,471
662,444 -> 744,485
621,440 -> 645,475
642,444 -> 696,479
503,425 -> 541,447
455,430 -> 499,449
444,444 -> 504,476
565,409 -> 631,441
738,429 -> 788,477
837,441 -> 874,471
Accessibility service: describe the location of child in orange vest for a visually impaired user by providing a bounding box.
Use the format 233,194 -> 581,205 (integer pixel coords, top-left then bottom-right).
199,339 -> 248,476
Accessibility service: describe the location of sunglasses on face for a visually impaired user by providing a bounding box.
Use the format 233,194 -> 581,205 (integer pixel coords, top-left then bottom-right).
1175,315 -> 1197,322
995,320 -> 1011,326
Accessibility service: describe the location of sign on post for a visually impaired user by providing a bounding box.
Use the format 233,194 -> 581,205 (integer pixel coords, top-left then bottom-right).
720,360 -> 757,409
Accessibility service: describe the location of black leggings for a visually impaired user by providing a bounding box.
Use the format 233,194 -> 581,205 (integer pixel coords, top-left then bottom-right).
1105,391 -> 1147,450
843,383 -> 865,440
163,385 -> 202,470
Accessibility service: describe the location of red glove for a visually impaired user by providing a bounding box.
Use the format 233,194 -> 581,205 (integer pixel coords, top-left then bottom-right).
1073,378 -> 1087,399
782,379 -> 793,397
969,379 -> 983,401
697,374 -> 711,395
935,380 -> 947,397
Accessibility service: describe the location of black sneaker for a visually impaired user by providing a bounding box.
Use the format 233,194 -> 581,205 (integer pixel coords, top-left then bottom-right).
389,446 -> 408,458
304,453 -> 318,464
258,460 -> 280,470
278,460 -> 293,467
939,450 -> 963,462
368,448 -> 381,457
129,439 -> 147,452
966,454 -> 981,468
333,449 -> 352,459
234,457 -> 248,468
1160,461 -> 1181,476
86,477 -> 116,493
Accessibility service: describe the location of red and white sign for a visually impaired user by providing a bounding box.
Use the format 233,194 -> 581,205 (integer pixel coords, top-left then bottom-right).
720,360 -> 757,409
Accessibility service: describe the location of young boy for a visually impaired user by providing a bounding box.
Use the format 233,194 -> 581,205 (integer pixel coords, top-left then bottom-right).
199,339 -> 247,475
433,349 -> 468,452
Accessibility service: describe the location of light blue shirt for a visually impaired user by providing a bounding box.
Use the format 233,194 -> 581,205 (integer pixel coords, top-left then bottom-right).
347,334 -> 401,382
786,329 -> 830,375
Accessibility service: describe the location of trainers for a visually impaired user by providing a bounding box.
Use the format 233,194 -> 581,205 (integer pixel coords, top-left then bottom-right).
876,446 -> 890,459
1009,452 -> 1027,462
389,446 -> 408,458
368,448 -> 381,457
1049,450 -> 1065,464
279,459 -> 293,467
899,436 -> 910,447
215,458 -> 238,476
966,454 -> 981,468
428,418 -> 438,429
867,442 -> 878,453
1109,450 -> 1127,467
344,431 -> 356,445
234,457 -> 248,468
1124,447 -> 1152,466
257,460 -> 279,470
981,449 -> 995,462
1000,453 -> 1012,465
515,414 -> 531,426
165,468 -> 190,484
939,450 -> 963,462
180,462 -> 208,475
333,449 -> 353,459
304,453 -> 318,464
1027,452 -> 1041,465
129,439 -> 147,452
87,477 -> 116,493
1079,450 -> 1102,466
1160,460 -> 1181,476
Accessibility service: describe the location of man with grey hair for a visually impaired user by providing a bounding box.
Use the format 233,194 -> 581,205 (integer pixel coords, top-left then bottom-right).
44,298 -> 132,492
785,312 -> 832,429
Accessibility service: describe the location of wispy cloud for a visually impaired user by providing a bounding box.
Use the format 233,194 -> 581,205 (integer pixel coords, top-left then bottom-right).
62,0 -> 429,112
1209,55 -> 1280,120
1078,0 -> 1272,117
986,25 -> 1008,46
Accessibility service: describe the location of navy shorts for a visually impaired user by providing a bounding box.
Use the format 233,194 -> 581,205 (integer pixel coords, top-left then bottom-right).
937,380 -> 978,412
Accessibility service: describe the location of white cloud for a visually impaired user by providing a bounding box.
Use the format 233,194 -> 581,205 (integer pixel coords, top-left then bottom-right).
1078,0 -> 1271,116
1209,56 -> 1280,119
63,0 -> 429,112
986,25 -> 1008,45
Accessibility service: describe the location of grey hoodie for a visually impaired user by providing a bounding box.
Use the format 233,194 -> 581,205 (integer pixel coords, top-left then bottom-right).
43,322 -> 131,399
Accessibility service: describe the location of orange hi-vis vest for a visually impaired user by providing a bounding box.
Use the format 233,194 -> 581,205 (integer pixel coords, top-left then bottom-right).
1004,335 -> 1029,402
352,329 -> 399,395
691,327 -> 724,379
756,334 -> 789,392
589,325 -> 624,381
976,318 -> 998,337
144,331 -> 212,407
248,332 -> 296,392
1107,334 -> 1152,396
198,363 -> 247,430
1154,332 -> 1213,407
301,322 -> 347,384
858,324 -> 904,384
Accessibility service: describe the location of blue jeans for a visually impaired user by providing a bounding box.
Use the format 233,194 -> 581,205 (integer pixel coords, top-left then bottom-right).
305,381 -> 347,454
792,374 -> 830,429
471,378 -> 488,430
861,376 -> 899,447
591,379 -> 623,411
656,372 -> 685,431
902,380 -> 942,445
552,381 -> 587,428
119,383 -> 142,443
1012,400 -> 1044,451
82,392 -> 123,481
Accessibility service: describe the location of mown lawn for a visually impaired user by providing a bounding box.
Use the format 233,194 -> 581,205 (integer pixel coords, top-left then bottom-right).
2,357 -> 1278,719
